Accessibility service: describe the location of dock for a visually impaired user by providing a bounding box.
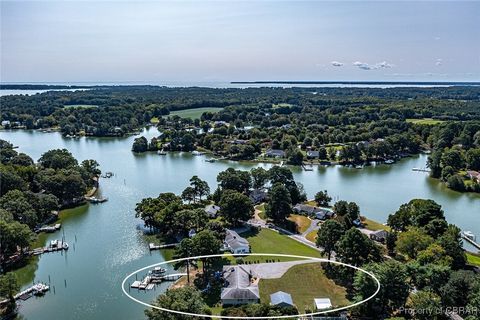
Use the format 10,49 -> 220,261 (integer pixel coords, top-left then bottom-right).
148,243 -> 178,250
13,283 -> 49,301
130,273 -> 186,290
35,223 -> 61,233
31,240 -> 69,256
302,164 -> 314,171
462,234 -> 480,250
86,196 -> 108,203
412,167 -> 431,172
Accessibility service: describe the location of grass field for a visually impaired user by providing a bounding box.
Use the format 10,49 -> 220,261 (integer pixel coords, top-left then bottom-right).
467,252 -> 480,266
239,228 -> 322,263
306,229 -> 318,243
362,217 -> 390,231
169,107 -> 223,119
259,263 -> 349,312
406,118 -> 445,125
288,214 -> 311,234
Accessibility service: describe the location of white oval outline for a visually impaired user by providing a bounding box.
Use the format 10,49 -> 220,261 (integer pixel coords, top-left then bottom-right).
121,253 -> 380,319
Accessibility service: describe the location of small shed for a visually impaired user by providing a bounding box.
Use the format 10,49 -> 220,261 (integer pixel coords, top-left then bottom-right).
270,291 -> 294,307
314,298 -> 332,310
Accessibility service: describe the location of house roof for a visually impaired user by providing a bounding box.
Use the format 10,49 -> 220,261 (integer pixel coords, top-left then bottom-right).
221,265 -> 259,300
270,291 -> 294,306
371,229 -> 388,238
225,229 -> 249,250
205,204 -> 220,215
266,149 -> 285,156
294,204 -> 323,214
314,298 -> 332,310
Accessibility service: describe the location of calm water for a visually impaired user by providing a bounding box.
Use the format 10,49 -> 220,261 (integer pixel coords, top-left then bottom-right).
0,128 -> 478,320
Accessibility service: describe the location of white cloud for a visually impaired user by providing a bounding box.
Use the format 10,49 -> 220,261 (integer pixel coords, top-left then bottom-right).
435,58 -> 442,66
331,61 -> 344,67
353,61 -> 393,70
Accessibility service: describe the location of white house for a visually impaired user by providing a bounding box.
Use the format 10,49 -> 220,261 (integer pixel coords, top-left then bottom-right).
224,229 -> 250,254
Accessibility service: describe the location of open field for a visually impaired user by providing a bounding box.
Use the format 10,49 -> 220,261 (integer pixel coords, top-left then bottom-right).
288,214 -> 311,234
406,118 -> 445,125
259,263 -> 349,312
169,107 -> 223,119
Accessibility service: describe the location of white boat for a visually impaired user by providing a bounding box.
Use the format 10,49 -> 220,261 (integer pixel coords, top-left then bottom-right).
149,267 -> 167,276
157,149 -> 167,155
385,159 -> 395,164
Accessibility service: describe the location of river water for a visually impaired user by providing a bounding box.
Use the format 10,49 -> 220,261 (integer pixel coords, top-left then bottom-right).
0,128 -> 478,320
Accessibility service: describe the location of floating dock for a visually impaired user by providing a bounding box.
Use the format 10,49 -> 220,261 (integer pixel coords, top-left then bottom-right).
148,243 -> 178,250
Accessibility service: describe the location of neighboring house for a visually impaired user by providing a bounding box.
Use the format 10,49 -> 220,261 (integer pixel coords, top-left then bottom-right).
224,229 -> 250,254
314,298 -> 332,310
229,139 -> 248,145
265,149 -> 285,158
370,229 -> 388,243
205,204 -> 221,218
315,209 -> 334,220
221,265 -> 260,305
249,189 -> 268,204
306,150 -> 320,159
270,291 -> 294,308
188,229 -> 196,238
467,171 -> 480,182
293,204 -> 333,220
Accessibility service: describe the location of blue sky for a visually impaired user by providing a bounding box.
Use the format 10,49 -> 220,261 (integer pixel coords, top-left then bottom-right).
1,1 -> 479,83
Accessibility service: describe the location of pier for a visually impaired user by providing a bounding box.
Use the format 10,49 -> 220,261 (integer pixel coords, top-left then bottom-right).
13,283 -> 49,301
86,196 -> 108,203
148,243 -> 179,250
412,167 -> 431,172
130,273 -> 186,290
462,234 -> 480,250
31,240 -> 69,256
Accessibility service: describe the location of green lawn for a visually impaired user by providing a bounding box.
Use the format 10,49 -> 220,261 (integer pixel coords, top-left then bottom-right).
362,217 -> 390,232
306,229 -> 318,243
239,228 -> 322,263
288,214 -> 311,234
259,263 -> 349,312
406,118 -> 444,125
467,252 -> 480,266
255,203 -> 267,220
169,107 -> 223,119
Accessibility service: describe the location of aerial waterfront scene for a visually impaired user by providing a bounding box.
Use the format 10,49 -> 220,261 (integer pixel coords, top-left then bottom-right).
1,1 -> 480,320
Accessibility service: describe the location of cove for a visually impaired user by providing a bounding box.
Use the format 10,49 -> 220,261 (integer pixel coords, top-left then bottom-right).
0,127 -> 478,320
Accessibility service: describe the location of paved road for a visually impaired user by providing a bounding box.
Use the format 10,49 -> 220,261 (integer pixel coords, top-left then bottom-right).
241,260 -> 317,279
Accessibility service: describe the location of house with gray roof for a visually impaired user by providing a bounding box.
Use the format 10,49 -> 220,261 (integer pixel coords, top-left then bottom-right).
224,229 -> 250,254
270,291 -> 294,307
369,229 -> 388,243
205,204 -> 221,218
306,150 -> 320,159
265,149 -> 285,158
221,265 -> 260,305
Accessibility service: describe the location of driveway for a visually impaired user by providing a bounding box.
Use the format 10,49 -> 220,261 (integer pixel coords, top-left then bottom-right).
240,260 -> 317,279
